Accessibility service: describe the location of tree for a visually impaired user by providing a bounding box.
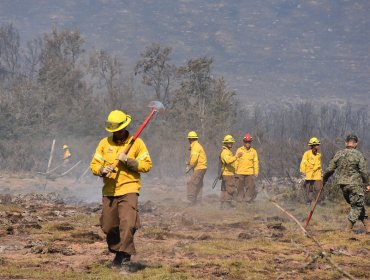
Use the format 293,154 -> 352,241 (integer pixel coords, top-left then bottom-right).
134,43 -> 175,105
23,37 -> 43,79
0,23 -> 20,74
89,49 -> 129,110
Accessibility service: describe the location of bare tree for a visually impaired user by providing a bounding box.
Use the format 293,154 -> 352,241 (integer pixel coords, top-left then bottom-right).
0,23 -> 20,73
135,43 -> 175,104
23,37 -> 43,79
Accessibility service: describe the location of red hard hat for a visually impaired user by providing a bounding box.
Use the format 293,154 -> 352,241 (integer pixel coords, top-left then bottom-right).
243,133 -> 253,142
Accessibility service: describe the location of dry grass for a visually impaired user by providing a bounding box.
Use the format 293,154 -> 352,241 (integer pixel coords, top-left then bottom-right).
0,182 -> 369,280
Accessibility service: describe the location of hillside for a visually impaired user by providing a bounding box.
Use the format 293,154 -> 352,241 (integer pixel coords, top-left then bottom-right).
1,0 -> 369,101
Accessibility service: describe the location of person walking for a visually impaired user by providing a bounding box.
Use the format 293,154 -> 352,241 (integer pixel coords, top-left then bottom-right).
323,134 -> 370,233
90,109 -> 152,269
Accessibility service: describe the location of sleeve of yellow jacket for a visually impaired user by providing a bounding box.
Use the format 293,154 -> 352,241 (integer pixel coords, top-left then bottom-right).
300,151 -> 307,175
221,147 -> 237,165
90,139 -> 106,176
188,141 -> 201,168
135,139 -> 152,173
253,149 -> 259,176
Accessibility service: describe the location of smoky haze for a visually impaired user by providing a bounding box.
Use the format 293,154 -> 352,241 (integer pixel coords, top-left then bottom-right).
0,1 -> 370,203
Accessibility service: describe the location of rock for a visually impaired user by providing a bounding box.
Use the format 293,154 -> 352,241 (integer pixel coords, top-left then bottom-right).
47,246 -> 75,256
70,231 -> 103,243
238,232 -> 253,240
6,226 -> 14,235
197,234 -> 211,240
55,222 -> 74,231
267,222 -> 286,231
23,222 -> 42,229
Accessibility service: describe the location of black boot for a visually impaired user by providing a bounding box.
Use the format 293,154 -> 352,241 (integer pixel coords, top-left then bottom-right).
112,252 -> 131,268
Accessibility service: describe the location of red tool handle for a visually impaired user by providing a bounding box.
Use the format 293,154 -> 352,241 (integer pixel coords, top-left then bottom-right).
304,182 -> 325,229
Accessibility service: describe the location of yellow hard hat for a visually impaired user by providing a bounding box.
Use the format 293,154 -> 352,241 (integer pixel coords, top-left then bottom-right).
308,137 -> 320,146
105,110 -> 132,132
223,134 -> 235,143
63,144 -> 69,149
187,131 -> 198,139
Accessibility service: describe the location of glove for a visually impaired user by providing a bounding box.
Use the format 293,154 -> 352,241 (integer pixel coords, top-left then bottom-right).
99,166 -> 114,177
117,152 -> 128,163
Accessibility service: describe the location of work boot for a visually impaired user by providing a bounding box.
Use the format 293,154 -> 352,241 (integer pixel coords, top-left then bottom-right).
111,252 -> 131,268
361,219 -> 370,234
345,220 -> 354,233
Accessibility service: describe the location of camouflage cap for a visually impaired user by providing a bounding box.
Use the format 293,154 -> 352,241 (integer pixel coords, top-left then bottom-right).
345,134 -> 358,143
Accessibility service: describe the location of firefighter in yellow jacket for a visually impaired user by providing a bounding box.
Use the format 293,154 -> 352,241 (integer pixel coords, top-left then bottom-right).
235,133 -> 259,202
62,144 -> 71,165
300,137 -> 322,204
220,135 -> 237,209
90,110 -> 152,269
186,131 -> 207,205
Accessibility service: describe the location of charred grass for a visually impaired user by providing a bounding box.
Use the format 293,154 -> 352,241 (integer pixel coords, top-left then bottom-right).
0,185 -> 369,280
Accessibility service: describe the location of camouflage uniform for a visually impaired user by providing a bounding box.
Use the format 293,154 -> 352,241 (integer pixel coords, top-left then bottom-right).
323,147 -> 369,224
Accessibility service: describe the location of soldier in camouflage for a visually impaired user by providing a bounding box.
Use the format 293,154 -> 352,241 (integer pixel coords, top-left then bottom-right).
323,134 -> 370,233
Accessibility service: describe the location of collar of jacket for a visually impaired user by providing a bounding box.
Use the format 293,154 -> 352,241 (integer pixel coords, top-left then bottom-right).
241,146 -> 252,152
190,140 -> 198,148
110,135 -> 133,146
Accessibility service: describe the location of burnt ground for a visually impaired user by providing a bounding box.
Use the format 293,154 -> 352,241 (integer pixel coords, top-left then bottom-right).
0,174 -> 369,280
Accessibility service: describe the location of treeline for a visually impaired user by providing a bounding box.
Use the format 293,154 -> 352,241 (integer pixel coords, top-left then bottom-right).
1,23 -> 370,179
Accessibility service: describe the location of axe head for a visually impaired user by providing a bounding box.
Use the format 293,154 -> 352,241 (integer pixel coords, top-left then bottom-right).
148,100 -> 165,113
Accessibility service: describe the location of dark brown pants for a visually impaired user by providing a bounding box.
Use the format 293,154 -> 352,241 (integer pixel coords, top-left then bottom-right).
221,175 -> 236,202
187,169 -> 206,204
304,180 -> 322,204
100,193 -> 140,255
236,175 -> 256,202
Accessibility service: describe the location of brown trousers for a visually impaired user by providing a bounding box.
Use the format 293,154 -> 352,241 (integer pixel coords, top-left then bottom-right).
304,180 -> 323,203
236,175 -> 256,202
221,175 -> 236,202
100,193 -> 140,255
187,169 -> 206,204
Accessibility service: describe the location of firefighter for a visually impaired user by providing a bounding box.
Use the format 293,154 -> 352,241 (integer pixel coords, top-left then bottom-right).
220,135 -> 237,209
300,137 -> 323,205
186,131 -> 207,205
235,134 -> 259,202
90,110 -> 152,269
62,144 -> 71,165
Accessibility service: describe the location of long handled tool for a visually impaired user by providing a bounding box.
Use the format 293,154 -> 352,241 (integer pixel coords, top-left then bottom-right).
304,182 -> 325,229
107,101 -> 164,175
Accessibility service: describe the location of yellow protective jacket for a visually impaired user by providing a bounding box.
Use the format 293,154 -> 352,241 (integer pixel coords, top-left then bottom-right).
220,146 -> 237,176
188,141 -> 207,170
235,146 -> 259,176
63,149 -> 71,160
90,135 -> 152,196
300,150 -> 322,180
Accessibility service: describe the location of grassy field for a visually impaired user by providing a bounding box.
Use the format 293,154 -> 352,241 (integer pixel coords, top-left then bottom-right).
0,176 -> 369,280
